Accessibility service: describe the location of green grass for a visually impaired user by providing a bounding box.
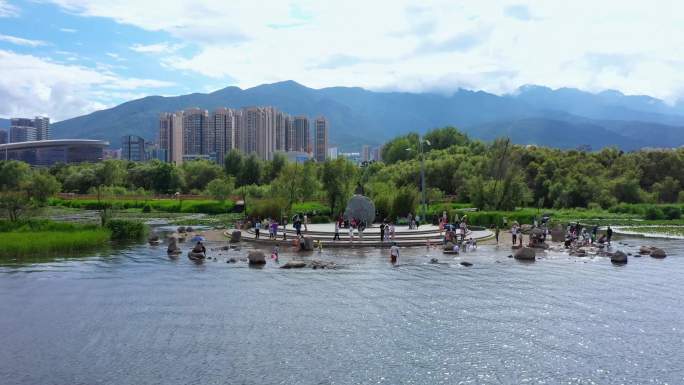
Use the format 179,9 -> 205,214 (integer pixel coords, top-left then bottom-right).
0,230 -> 111,258
48,197 -> 235,214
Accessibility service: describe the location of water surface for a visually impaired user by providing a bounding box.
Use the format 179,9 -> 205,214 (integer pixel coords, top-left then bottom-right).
1,237 -> 683,385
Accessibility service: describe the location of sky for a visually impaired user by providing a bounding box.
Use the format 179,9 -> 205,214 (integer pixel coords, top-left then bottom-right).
1,0 -> 684,121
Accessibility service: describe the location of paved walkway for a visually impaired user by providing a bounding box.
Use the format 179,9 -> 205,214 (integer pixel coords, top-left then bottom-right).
222,223 -> 494,248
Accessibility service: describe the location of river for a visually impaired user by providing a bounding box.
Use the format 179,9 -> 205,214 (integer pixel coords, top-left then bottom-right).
1,236 -> 683,385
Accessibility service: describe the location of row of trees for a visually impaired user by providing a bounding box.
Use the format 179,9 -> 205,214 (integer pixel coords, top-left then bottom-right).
3,125 -> 684,221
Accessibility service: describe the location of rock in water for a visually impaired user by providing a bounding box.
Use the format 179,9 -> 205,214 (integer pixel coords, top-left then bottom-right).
230,230 -> 241,243
430,258 -> 439,264
177,226 -> 186,233
460,261 -> 473,267
167,237 -> 181,254
281,260 -> 307,269
514,247 -> 536,261
639,246 -> 652,255
650,248 -> 667,258
247,251 -> 266,265
611,250 -> 628,264
443,242 -> 454,251
300,237 -> 314,251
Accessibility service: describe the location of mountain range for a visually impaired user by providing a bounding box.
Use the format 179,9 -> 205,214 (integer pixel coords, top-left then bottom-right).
7,81 -> 684,151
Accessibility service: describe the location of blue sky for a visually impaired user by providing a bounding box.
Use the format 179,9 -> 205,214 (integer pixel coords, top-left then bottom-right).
1,0 -> 684,121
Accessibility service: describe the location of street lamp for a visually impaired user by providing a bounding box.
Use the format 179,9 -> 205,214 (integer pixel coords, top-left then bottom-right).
406,136 -> 430,222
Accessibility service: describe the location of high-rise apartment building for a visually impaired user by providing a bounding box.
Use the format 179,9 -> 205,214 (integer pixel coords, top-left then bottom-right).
159,112 -> 184,164
10,118 -> 37,143
211,108 -> 237,164
8,116 -> 50,143
34,116 -> 50,140
159,107 -> 326,162
293,116 -> 310,153
361,145 -> 371,162
328,146 -> 338,160
314,117 -> 328,162
0,129 -> 8,145
121,135 -> 146,162
182,108 -> 209,158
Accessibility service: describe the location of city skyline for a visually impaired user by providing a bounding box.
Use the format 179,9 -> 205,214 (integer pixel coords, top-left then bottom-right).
158,106 -> 329,164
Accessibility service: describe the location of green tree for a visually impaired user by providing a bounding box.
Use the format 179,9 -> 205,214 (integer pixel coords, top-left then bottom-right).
0,160 -> 31,191
321,158 -> 357,215
652,176 -> 680,203
266,152 -> 287,182
205,177 -> 235,201
391,186 -> 419,218
25,171 -> 61,204
224,149 -> 244,178
424,126 -> 469,150
238,154 -> 263,186
181,160 -> 223,192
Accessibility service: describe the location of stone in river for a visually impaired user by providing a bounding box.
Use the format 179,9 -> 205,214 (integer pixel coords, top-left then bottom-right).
281,260 -> 307,269
247,251 -> 266,265
460,261 -> 473,267
230,230 -> 241,243
650,248 -> 667,259
514,247 -> 536,261
610,251 -> 628,264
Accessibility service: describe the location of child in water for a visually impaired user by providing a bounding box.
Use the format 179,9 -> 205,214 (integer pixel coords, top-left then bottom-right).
271,244 -> 279,262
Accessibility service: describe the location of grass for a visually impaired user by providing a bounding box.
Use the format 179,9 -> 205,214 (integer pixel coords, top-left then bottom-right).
48,197 -> 235,215
0,230 -> 111,258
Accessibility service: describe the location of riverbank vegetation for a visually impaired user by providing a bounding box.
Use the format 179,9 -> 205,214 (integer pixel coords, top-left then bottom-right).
3,126 -> 684,228
0,220 -> 110,258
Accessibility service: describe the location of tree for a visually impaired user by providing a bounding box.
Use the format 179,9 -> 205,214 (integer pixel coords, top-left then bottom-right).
205,177 -> 235,202
0,160 -> 31,191
224,149 -> 244,178
181,160 -> 223,192
652,176 -> 680,203
321,158 -> 357,215
424,126 -> 469,150
272,163 -> 303,209
0,191 -> 29,221
266,152 -> 287,182
238,154 -> 262,186
25,171 -> 61,204
391,186 -> 418,218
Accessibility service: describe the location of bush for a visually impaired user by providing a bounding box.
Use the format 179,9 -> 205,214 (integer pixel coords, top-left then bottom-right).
663,206 -> 682,220
292,201 -> 331,216
105,219 -> 147,241
310,215 -> 331,224
391,186 -> 419,218
247,199 -> 287,220
644,206 -> 665,220
142,203 -> 152,213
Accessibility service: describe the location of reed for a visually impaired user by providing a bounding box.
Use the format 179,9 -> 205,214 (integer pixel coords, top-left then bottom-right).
0,230 -> 111,258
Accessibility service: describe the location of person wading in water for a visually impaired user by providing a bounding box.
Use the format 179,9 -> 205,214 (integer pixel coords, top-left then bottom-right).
390,242 -> 400,264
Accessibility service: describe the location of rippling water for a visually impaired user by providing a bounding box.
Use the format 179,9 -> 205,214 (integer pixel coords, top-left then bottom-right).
1,237 -> 683,385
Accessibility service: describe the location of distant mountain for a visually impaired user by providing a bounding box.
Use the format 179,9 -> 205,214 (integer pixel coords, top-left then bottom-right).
50,81 -> 684,151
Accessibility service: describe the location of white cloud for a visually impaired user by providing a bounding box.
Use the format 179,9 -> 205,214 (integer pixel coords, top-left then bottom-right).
37,0 -> 684,102
0,49 -> 174,120
106,52 -> 125,61
130,42 -> 183,54
0,33 -> 46,47
59,28 -> 78,33
0,0 -> 18,17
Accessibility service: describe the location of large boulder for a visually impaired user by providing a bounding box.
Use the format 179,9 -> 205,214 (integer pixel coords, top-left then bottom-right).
247,250 -> 266,265
514,247 -> 536,261
639,246 -> 652,255
443,242 -> 455,251
230,230 -> 242,243
650,248 -> 667,259
550,226 -> 565,242
611,250 -> 628,264
280,260 -> 307,269
300,237 -> 314,251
